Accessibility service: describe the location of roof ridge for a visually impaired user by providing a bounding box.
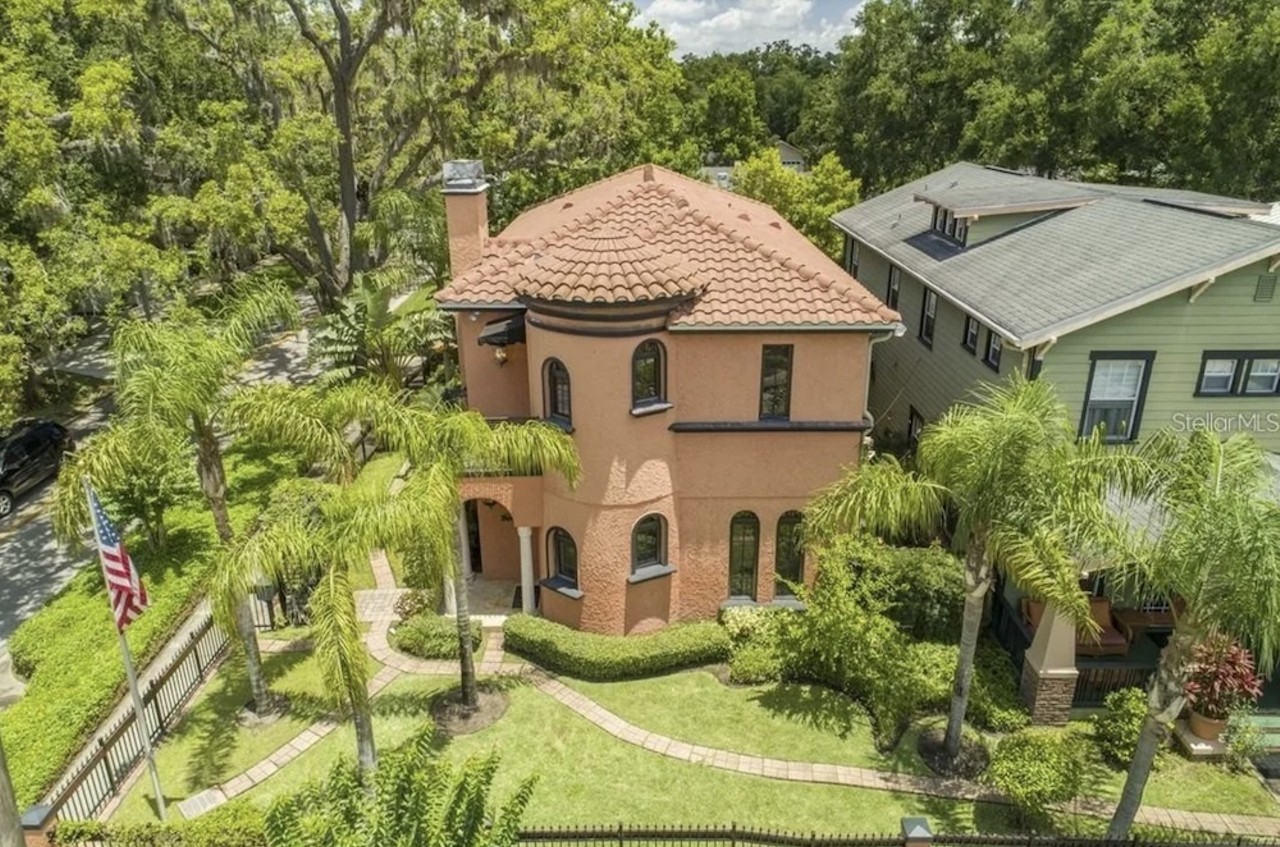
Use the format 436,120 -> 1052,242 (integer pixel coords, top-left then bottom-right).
687,210 -> 897,322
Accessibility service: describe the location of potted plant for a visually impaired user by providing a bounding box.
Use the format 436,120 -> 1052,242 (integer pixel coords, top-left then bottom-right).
1184,634 -> 1263,741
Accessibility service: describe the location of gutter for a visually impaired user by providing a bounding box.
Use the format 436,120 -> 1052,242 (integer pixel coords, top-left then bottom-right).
863,324 -> 907,432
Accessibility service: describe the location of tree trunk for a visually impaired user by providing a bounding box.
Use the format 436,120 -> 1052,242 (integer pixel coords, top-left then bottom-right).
332,77 -> 359,295
193,415 -> 269,711
0,732 -> 22,847
352,698 -> 377,775
944,546 -> 991,759
454,556 -> 478,711
1107,629 -> 1193,838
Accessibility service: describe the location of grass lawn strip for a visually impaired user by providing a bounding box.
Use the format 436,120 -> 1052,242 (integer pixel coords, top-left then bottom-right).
0,446 -> 301,809
565,670 -> 930,774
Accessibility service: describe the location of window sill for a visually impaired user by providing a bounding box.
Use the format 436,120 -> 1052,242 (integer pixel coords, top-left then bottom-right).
720,597 -> 759,609
918,335 -> 934,349
630,401 -> 674,418
982,359 -> 1001,372
961,343 -> 977,355
542,417 -> 575,434
627,564 -> 676,584
771,596 -> 806,611
539,576 -> 583,600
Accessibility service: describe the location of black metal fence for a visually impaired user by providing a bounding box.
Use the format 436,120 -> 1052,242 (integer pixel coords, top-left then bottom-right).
515,828 -> 1280,847
1073,660 -> 1158,707
42,614 -> 231,822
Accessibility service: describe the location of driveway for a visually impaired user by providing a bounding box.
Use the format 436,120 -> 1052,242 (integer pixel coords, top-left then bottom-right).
0,304 -> 317,707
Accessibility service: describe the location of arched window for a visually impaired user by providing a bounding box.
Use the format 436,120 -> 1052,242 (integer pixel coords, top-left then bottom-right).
544,358 -> 571,424
548,527 -> 578,587
728,511 -> 759,600
632,340 -> 666,408
632,514 -> 666,572
775,512 -> 804,596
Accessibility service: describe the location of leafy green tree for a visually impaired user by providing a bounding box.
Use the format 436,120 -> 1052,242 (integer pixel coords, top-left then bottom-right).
696,67 -> 768,164
1105,431 -> 1280,838
808,377 -> 1137,761
734,150 -> 861,259
53,418 -> 197,550
264,730 -> 533,847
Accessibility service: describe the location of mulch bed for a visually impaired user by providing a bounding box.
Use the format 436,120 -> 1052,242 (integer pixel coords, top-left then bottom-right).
430,686 -> 510,737
917,726 -> 989,779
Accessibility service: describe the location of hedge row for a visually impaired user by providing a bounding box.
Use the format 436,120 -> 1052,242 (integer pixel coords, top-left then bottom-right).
503,615 -> 730,680
54,801 -> 264,847
390,614 -> 483,660
1,447 -> 300,809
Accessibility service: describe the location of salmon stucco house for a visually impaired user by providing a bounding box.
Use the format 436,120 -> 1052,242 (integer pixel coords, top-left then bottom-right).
435,160 -> 902,635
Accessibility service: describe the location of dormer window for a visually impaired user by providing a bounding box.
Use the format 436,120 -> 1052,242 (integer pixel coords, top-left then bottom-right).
931,205 -> 968,246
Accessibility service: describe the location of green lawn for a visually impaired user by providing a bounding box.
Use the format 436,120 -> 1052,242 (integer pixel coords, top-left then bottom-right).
1094,744 -> 1279,818
565,670 -> 928,773
240,680 -> 1012,833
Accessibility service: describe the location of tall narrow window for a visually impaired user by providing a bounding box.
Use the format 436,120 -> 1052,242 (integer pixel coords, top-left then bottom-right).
962,316 -> 979,353
632,514 -> 666,572
632,340 -> 666,408
544,358 -> 571,424
728,511 -> 759,600
983,330 -> 1003,371
919,288 -> 937,347
954,217 -> 969,245
759,345 -> 793,420
849,240 -> 860,277
775,512 -> 804,596
887,266 -> 901,310
1082,355 -> 1153,443
549,527 -> 578,588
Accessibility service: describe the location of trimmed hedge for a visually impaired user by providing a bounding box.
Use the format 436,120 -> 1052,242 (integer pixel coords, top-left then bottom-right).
54,800 -> 264,847
1,446 -> 300,809
391,614 -> 483,660
503,615 -> 730,680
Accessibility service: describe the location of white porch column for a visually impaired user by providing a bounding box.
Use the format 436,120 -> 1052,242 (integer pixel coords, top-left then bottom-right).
457,508 -> 473,581
517,526 -> 535,614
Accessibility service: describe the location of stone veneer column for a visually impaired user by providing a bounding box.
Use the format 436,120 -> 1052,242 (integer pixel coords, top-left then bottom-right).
517,526 -> 535,614
1020,600 -> 1079,726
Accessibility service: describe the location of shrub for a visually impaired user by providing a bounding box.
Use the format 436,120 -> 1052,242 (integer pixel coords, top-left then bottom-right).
1184,635 -> 1263,720
502,616 -> 730,680
826,533 -> 964,642
392,614 -> 483,660
776,555 -> 924,747
911,639 -> 1030,733
1223,706 -> 1266,773
1091,687 -> 1148,767
722,606 -> 789,684
729,640 -> 784,684
986,728 -> 1089,825
54,800 -> 265,847
1,446 -> 301,808
394,589 -> 436,623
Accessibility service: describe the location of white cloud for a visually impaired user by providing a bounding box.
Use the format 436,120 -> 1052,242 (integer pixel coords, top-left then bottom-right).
638,0 -> 863,55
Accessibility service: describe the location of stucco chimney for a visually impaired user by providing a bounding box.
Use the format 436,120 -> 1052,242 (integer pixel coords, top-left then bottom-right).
442,159 -> 489,276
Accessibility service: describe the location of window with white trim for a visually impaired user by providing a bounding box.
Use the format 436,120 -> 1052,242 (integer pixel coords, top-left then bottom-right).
962,316 -> 979,353
1197,352 -> 1280,396
1246,358 -> 1280,394
887,265 -> 901,310
983,331 -> 1003,371
918,288 -> 937,346
1199,359 -> 1238,395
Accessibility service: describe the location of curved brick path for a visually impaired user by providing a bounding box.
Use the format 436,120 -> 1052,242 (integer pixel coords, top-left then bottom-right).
169,551 -> 1280,836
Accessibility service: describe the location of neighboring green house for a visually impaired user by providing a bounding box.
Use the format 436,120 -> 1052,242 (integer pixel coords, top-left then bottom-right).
832,162 -> 1280,452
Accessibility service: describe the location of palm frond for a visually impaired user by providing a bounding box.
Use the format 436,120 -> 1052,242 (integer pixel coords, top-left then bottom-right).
805,455 -> 947,540
224,384 -> 356,482
308,565 -> 371,713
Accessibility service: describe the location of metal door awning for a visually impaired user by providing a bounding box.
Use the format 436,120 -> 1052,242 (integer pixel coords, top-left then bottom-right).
477,313 -> 526,346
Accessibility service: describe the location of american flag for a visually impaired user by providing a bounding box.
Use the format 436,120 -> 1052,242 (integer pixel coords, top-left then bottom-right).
89,488 -> 149,632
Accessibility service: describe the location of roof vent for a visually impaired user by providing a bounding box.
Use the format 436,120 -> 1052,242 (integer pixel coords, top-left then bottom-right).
738,212 -> 750,221
1257,274 -> 1278,303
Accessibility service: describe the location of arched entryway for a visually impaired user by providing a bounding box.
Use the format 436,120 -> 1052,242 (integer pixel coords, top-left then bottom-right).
461,498 -> 538,616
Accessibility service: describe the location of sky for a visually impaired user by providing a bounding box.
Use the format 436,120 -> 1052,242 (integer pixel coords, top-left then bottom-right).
635,0 -> 865,55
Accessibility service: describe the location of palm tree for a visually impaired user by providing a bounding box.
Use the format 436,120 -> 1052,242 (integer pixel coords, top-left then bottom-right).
808,376 -> 1140,760
0,731 -> 22,847
263,730 -> 533,847
358,387 -> 580,710
1105,430 -> 1280,838
89,284 -> 353,711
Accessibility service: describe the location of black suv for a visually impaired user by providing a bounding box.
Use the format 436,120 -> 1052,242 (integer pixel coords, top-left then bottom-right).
0,419 -> 75,519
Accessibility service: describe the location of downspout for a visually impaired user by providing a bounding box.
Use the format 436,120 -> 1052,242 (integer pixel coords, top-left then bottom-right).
863,323 -> 907,432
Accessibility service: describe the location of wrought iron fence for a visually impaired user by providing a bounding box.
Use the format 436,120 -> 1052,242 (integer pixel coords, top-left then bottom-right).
1072,660 -> 1158,708
42,613 -> 231,822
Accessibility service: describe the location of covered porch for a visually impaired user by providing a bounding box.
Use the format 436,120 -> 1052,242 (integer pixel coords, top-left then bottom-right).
449,475 -> 544,622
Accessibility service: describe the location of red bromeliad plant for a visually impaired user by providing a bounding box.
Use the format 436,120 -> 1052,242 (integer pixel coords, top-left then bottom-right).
1184,635 -> 1263,720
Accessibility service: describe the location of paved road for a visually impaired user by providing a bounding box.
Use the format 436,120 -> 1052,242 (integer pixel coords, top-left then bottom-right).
0,306 -> 316,707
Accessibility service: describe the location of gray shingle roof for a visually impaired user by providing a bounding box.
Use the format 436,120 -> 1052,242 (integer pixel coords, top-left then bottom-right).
832,163 -> 1280,349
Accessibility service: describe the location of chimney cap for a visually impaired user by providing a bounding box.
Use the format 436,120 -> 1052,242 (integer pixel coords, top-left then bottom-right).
443,159 -> 488,195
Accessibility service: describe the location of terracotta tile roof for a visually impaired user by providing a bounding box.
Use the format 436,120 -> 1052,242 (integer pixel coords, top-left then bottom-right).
437,165 -> 899,329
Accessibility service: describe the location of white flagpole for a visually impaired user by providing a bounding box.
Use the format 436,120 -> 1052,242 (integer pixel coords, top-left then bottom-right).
83,478 -> 168,822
